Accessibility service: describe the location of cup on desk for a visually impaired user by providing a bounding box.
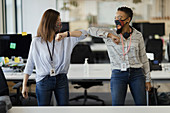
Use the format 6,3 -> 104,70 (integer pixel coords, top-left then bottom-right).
4,57 -> 9,64
18,56 -> 23,63
14,57 -> 20,63
0,57 -> 4,66
11,56 -> 15,62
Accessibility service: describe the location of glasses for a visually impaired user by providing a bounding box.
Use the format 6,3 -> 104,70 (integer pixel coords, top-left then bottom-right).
114,16 -> 129,21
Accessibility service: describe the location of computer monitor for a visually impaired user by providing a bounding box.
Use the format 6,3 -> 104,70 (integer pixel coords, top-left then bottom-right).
0,34 -> 32,59
132,22 -> 165,40
60,22 -> 69,32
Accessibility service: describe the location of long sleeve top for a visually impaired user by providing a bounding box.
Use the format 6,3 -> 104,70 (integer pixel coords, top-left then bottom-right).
88,27 -> 151,82
24,30 -> 87,82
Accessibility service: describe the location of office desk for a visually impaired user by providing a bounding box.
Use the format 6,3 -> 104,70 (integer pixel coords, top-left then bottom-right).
3,64 -> 170,82
3,64 -> 170,105
68,64 -> 110,80
3,67 -> 35,81
3,64 -> 111,81
90,44 -> 107,52
69,64 -> 170,85
8,106 -> 170,113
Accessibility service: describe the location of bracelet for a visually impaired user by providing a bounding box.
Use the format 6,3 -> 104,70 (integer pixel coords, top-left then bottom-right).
67,31 -> 70,37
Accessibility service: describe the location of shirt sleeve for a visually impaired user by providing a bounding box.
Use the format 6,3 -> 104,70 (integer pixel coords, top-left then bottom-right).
68,29 -> 88,46
23,39 -> 35,76
87,27 -> 114,39
139,34 -> 151,82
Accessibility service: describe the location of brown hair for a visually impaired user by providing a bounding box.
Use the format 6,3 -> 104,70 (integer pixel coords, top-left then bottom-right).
37,9 -> 60,41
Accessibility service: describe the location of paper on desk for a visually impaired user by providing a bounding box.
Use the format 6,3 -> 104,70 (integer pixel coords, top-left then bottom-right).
146,53 -> 154,60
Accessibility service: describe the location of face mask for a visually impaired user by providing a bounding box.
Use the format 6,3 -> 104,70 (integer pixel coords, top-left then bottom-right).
115,17 -> 132,39
55,21 -> 62,32
115,17 -> 128,34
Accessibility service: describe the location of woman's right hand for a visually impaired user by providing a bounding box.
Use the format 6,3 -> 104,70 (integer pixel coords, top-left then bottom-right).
22,85 -> 28,99
108,33 -> 120,45
55,32 -> 67,41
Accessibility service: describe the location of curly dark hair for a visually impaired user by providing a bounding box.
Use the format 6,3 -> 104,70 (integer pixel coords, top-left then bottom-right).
117,6 -> 133,21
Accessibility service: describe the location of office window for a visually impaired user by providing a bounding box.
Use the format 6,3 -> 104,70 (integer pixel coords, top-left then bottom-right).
6,0 -> 16,34
0,0 -> 3,33
16,0 -> 22,33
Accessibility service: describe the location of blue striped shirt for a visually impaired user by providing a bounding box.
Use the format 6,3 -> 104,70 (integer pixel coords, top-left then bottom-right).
24,30 -> 87,82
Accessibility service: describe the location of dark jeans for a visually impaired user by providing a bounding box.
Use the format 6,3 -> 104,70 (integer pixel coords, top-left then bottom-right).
36,74 -> 69,106
110,68 -> 146,106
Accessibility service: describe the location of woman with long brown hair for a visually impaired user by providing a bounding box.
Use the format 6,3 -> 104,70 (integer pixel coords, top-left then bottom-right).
22,9 -> 87,106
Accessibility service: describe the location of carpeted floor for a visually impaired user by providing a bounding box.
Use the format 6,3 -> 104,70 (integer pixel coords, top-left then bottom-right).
10,92 -> 135,106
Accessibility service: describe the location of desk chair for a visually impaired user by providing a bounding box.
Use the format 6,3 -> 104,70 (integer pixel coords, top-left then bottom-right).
70,81 -> 105,105
2,66 -> 36,106
0,66 -> 23,105
70,44 -> 105,105
167,42 -> 170,62
0,67 -> 12,111
146,39 -> 163,63
10,81 -> 37,106
92,36 -> 104,43
10,82 -> 23,105
71,43 -> 94,64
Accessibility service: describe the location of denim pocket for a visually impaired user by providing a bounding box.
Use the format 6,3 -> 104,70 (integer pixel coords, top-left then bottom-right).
36,75 -> 49,86
111,69 -> 121,77
56,74 -> 68,88
130,68 -> 144,79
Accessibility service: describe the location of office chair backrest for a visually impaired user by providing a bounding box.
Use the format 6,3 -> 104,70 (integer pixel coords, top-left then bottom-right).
167,42 -> 170,62
92,36 -> 104,43
146,39 -> 163,63
71,44 -> 94,64
0,67 -> 9,96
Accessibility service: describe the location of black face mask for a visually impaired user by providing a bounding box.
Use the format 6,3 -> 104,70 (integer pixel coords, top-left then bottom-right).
115,17 -> 132,39
116,27 -> 123,34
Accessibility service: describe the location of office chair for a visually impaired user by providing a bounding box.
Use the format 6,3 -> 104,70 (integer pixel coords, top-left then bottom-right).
91,36 -> 104,43
0,67 -> 12,111
10,82 -> 37,106
0,66 -> 23,105
0,101 -> 6,113
167,42 -> 170,62
70,81 -> 104,105
71,43 -> 94,64
146,39 -> 163,63
146,39 -> 163,71
1,66 -> 36,106
70,44 -> 105,105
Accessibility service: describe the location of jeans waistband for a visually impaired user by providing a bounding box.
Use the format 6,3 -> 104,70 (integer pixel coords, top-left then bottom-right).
47,73 -> 66,77
112,68 -> 142,72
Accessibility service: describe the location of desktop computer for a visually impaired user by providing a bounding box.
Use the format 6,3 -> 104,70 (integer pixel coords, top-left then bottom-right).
0,34 -> 32,59
132,22 -> 165,40
60,22 -> 69,32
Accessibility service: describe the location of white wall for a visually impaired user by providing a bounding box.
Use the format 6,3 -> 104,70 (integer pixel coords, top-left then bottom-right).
0,0 -> 3,33
57,0 -> 70,22
97,0 -> 154,25
98,1 -> 124,25
57,0 -> 97,22
22,0 -> 56,36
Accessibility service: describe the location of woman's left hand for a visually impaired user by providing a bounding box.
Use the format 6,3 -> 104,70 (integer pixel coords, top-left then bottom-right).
55,32 -> 67,41
146,82 -> 152,91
